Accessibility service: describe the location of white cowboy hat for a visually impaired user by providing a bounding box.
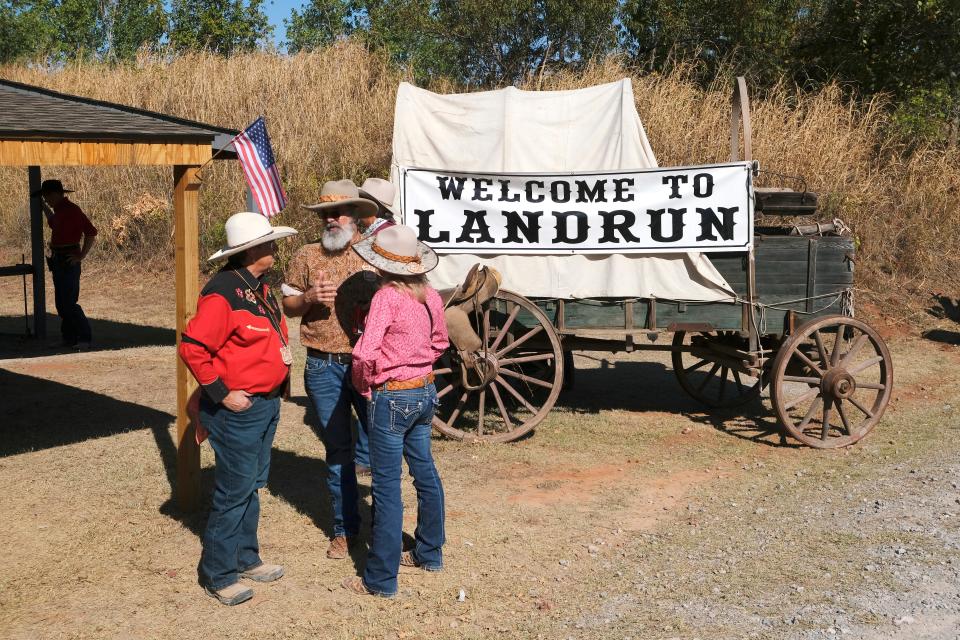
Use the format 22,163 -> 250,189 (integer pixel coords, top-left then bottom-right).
352,224 -> 438,276
357,177 -> 398,218
208,211 -> 297,262
301,179 -> 379,218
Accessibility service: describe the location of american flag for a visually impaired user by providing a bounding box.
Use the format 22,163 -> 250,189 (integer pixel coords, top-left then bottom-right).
233,116 -> 287,218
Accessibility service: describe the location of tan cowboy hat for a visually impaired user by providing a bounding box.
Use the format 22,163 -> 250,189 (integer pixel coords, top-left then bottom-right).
208,211 -> 297,261
357,177 -> 399,218
352,224 -> 439,276
302,179 -> 378,218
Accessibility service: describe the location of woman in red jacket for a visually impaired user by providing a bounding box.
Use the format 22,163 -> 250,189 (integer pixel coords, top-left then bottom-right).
179,211 -> 297,606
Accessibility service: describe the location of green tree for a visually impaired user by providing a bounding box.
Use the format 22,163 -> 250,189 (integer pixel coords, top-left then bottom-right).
0,1 -> 51,63
105,0 -> 168,59
285,0 -> 355,52
170,0 -> 272,54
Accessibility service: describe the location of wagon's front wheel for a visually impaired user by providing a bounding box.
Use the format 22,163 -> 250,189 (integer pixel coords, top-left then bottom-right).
770,315 -> 893,448
432,290 -> 564,443
672,330 -> 764,408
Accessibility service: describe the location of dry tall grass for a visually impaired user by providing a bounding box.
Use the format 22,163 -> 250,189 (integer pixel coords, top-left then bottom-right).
1,43 -> 956,302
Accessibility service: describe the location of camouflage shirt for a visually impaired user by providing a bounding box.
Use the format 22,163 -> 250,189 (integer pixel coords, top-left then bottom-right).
283,238 -> 381,353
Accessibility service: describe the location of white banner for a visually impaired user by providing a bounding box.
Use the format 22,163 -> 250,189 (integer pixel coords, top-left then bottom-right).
400,162 -> 754,254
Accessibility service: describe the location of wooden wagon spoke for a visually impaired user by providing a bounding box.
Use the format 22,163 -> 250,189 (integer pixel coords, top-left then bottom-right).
839,333 -> 869,367
836,399 -> 854,435
847,355 -> 884,375
793,349 -> 826,377
812,330 -> 830,367
496,376 -> 538,414
830,328 -> 845,367
783,375 -> 821,385
696,363 -> 722,393
821,397 -> 834,440
446,391 -> 470,426
489,304 -> 520,352
855,382 -> 886,390
847,394 -> 874,419
783,385 -> 820,410
684,359 -> 712,375
477,389 -> 486,436
499,367 -> 554,389
499,353 -> 555,365
718,367 -> 729,402
798,396 -> 823,431
437,382 -> 458,400
433,367 -> 453,376
496,325 -> 544,358
489,382 -> 513,432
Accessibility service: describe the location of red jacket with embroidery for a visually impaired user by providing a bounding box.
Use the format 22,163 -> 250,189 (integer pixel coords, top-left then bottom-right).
179,267 -> 290,404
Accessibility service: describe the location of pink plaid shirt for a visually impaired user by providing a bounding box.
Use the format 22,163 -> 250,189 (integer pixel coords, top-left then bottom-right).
351,285 -> 449,397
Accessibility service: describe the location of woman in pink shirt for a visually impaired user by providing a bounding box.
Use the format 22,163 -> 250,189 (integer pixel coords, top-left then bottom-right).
343,225 -> 449,597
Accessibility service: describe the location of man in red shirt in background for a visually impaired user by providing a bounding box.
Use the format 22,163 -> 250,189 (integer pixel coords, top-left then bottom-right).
31,179 -> 97,350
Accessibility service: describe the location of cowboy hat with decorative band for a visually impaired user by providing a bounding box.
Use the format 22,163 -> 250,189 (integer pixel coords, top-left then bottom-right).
352,224 -> 438,276
357,177 -> 399,219
302,179 -> 378,218
208,211 -> 298,262
30,179 -> 74,197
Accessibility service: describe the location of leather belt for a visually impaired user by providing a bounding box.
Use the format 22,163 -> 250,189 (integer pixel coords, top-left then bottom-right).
254,382 -> 287,400
50,244 -> 80,254
306,348 -> 352,364
375,373 -> 435,392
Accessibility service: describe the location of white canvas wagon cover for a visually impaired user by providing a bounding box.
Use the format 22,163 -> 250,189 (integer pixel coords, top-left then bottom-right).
391,79 -> 735,301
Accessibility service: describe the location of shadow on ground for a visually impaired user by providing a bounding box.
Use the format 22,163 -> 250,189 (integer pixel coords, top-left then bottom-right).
0,368 -> 174,457
0,312 -> 174,359
550,355 -> 792,447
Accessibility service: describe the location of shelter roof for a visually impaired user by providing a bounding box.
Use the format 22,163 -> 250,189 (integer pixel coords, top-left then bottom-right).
0,79 -> 238,150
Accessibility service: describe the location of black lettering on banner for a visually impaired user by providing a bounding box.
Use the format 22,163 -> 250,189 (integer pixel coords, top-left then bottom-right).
502,211 -> 543,243
525,180 -> 545,203
472,178 -> 493,201
456,209 -> 495,243
550,181 -> 571,203
598,210 -> 642,243
552,211 -> 589,244
416,209 -> 450,243
696,206 -> 737,241
436,176 -> 467,200
613,178 -> 635,202
648,208 -> 686,242
693,173 -> 714,198
575,180 -> 607,203
498,179 -> 520,202
662,174 -> 688,199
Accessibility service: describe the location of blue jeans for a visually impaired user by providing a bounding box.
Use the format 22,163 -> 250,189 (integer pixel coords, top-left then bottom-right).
304,356 -> 370,537
363,384 -> 445,596
49,254 -> 91,344
198,395 -> 280,590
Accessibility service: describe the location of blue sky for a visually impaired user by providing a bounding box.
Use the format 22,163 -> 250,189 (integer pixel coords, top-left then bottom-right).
264,0 -> 307,45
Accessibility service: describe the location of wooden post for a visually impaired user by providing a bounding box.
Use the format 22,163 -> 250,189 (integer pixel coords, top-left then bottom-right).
27,166 -> 46,339
174,165 -> 201,511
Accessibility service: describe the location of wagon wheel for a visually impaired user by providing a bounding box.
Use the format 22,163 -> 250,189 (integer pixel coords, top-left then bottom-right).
770,315 -> 893,448
672,330 -> 764,408
432,290 -> 564,443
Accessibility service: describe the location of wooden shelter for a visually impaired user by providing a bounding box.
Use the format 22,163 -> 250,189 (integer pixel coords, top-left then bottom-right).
0,79 -> 239,510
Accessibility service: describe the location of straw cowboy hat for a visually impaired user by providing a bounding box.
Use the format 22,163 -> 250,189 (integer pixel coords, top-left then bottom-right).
208,211 -> 297,262
352,224 -> 438,275
302,179 -> 378,218
30,179 -> 74,197
357,177 -> 399,218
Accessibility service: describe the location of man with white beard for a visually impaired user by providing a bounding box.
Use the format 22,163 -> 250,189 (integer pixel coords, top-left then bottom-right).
282,180 -> 382,560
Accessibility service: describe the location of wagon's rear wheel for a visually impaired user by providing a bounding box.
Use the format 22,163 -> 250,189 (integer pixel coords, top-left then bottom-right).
672,330 -> 764,408
771,315 -> 893,448
432,290 -> 564,443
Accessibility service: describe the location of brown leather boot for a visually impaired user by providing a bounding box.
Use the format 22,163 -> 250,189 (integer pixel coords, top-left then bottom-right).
326,535 -> 350,559
204,582 -> 254,606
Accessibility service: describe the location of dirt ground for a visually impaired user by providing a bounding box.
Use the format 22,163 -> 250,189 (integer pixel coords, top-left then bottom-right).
1,258 -> 959,640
